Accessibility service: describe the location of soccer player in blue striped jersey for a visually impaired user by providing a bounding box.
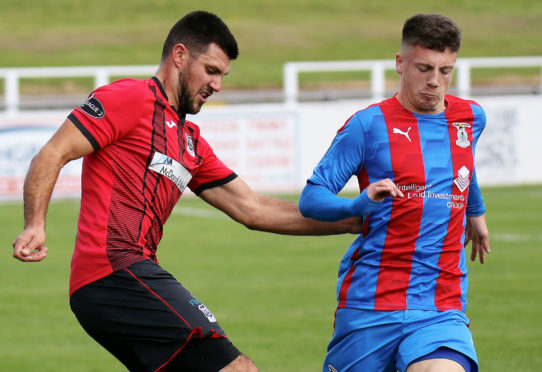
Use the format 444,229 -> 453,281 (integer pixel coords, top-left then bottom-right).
300,13 -> 490,372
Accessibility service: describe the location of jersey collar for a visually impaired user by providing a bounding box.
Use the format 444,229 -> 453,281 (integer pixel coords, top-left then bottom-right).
151,76 -> 186,123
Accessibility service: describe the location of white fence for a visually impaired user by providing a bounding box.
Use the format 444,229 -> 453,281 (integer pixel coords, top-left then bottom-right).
0,65 -> 158,116
283,56 -> 542,104
1,57 -> 542,199
1,56 -> 542,116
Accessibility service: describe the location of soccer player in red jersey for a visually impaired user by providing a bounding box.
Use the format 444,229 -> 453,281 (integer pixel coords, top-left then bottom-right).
12,11 -> 361,372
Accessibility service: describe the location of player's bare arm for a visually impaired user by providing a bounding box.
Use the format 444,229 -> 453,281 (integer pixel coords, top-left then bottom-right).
13,119 -> 94,262
199,177 -> 363,235
465,214 -> 490,264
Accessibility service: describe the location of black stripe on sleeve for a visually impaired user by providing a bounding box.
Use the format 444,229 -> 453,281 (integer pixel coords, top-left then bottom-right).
68,113 -> 100,152
192,172 -> 238,196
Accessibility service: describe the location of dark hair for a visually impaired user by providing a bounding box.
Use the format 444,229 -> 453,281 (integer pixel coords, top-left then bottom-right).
161,10 -> 239,62
402,13 -> 461,52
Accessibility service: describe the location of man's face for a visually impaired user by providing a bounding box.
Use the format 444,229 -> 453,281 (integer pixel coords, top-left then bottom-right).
396,45 -> 457,114
177,43 -> 231,115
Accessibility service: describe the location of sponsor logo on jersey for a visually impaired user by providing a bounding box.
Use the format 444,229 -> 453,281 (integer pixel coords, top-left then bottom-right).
198,304 -> 217,323
185,133 -> 195,156
398,182 -> 466,209
454,165 -> 470,192
453,122 -> 471,148
148,151 -> 192,192
80,94 -> 105,119
392,127 -> 412,142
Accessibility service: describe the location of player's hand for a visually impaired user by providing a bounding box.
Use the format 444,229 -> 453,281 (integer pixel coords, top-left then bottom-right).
465,215 -> 490,264
366,178 -> 404,202
13,227 -> 48,262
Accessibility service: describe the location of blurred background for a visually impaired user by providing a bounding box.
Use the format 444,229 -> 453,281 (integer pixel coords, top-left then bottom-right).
1,1 -> 541,371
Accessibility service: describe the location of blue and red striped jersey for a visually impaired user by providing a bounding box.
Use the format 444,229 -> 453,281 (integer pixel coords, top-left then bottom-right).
307,95 -> 486,312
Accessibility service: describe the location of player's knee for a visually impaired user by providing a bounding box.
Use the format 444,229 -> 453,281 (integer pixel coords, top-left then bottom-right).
220,354 -> 259,372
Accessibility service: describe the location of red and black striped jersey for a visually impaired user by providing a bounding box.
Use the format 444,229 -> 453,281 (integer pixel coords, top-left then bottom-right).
68,77 -> 236,296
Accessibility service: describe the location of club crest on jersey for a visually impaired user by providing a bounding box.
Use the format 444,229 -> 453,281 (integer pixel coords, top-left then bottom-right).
185,133 -> 196,157
454,165 -> 471,192
453,122 -> 471,148
80,94 -> 105,119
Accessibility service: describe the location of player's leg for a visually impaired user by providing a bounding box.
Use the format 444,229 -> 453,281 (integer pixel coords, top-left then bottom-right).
163,334 -> 258,371
396,310 -> 478,372
406,345 -> 475,371
323,308 -> 402,372
219,354 -> 259,372
71,260 -> 254,372
406,354 -> 467,372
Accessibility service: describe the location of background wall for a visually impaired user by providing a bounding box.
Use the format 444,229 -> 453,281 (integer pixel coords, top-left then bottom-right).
2,93 -> 540,200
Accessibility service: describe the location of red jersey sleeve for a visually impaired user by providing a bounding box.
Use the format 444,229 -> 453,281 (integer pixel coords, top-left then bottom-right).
68,79 -> 144,150
187,132 -> 237,195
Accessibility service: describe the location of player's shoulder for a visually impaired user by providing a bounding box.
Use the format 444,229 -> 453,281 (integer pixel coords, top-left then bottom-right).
92,78 -> 153,104
445,94 -> 483,108
342,97 -> 394,130
97,78 -> 148,92
446,94 -> 486,120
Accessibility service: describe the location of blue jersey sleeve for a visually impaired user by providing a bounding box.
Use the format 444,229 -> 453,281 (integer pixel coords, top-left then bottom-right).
300,113 -> 380,221
466,169 -> 485,216
466,102 -> 486,216
299,182 -> 381,221
307,114 -> 365,193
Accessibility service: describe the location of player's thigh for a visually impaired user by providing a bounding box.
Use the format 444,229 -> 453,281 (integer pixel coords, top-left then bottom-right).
166,336 -> 244,372
324,308 -> 402,372
396,310 -> 478,372
406,357 -> 465,372
220,354 -> 259,372
71,260 -> 237,371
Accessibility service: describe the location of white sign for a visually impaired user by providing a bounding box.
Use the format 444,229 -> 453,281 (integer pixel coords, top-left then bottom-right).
0,117 -> 82,200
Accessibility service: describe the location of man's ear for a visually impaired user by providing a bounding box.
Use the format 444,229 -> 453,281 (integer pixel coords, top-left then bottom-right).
172,43 -> 189,68
395,52 -> 403,75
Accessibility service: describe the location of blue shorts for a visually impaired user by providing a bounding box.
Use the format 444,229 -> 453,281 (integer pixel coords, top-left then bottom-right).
324,308 -> 478,372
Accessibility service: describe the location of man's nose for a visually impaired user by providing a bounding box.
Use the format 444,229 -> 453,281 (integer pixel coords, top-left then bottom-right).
427,70 -> 439,87
209,76 -> 222,92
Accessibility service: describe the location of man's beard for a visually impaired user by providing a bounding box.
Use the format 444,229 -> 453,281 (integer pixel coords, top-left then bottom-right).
177,69 -> 201,115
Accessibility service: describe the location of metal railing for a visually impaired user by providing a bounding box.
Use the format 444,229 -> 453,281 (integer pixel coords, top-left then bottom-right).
1,57 -> 542,115
283,56 -> 542,105
0,65 -> 157,116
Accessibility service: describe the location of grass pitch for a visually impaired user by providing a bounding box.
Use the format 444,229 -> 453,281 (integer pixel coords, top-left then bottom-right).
1,184 -> 542,371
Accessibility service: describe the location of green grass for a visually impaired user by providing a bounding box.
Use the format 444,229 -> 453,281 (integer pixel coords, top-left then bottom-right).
1,0 -> 542,91
2,184 -> 542,371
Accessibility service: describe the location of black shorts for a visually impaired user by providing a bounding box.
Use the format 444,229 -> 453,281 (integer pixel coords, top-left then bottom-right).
70,260 -> 241,372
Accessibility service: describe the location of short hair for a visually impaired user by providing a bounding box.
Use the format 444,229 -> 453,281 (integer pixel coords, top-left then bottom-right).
401,13 -> 461,52
161,10 -> 239,62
